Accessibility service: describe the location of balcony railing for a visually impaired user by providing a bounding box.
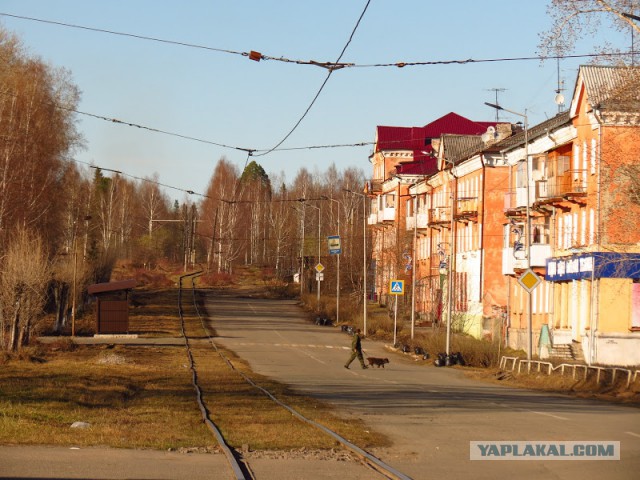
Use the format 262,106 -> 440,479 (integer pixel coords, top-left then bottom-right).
504,191 -> 518,212
536,170 -> 587,200
455,197 -> 478,217
429,206 -> 451,224
377,207 -> 395,223
502,243 -> 552,274
406,212 -> 429,230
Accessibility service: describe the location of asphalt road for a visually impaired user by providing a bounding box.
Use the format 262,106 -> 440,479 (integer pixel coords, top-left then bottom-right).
206,293 -> 640,480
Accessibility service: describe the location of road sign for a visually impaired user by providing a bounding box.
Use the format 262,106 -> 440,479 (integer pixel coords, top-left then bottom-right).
315,263 -> 324,273
389,279 -> 405,295
518,268 -> 541,293
316,272 -> 324,281
328,235 -> 341,255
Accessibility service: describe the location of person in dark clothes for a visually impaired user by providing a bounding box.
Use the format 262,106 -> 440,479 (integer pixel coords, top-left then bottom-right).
344,328 -> 367,369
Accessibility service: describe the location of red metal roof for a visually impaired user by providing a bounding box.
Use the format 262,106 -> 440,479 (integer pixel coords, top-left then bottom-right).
396,157 -> 438,176
375,112 -> 495,154
422,112 -> 493,137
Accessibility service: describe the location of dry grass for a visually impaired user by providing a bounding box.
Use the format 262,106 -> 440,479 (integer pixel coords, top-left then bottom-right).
0,344 -> 210,449
0,286 -> 389,452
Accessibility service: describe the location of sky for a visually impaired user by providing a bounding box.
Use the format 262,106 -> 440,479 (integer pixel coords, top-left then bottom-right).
0,1 -> 631,202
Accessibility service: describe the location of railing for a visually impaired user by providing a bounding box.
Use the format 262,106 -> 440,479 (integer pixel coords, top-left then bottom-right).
504,191 -> 517,211
405,212 -> 429,231
499,356 -> 640,389
456,197 -> 478,216
429,206 -> 450,223
378,207 -> 395,222
535,170 -> 587,199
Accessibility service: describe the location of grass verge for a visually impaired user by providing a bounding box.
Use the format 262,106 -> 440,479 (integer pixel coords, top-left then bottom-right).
0,287 -> 390,451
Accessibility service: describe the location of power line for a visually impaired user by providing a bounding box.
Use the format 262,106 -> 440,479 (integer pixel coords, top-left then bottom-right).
253,0 -> 372,157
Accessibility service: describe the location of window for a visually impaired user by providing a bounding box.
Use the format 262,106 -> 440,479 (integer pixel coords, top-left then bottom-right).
591,138 -> 597,175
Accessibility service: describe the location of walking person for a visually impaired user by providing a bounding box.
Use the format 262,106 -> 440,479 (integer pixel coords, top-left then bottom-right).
344,328 -> 367,369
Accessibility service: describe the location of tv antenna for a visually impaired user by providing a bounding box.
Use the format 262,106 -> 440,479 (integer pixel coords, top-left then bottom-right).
555,57 -> 566,112
485,88 -> 506,121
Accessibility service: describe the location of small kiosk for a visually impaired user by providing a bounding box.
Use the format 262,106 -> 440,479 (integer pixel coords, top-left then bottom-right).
87,279 -> 137,334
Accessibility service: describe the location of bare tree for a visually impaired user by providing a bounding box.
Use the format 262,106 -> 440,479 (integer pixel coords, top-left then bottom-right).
539,0 -> 640,59
0,228 -> 50,352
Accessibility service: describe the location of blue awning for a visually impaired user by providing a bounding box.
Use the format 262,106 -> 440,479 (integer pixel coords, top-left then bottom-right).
546,253 -> 640,282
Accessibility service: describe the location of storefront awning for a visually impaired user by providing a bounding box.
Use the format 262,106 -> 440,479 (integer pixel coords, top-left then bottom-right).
546,252 -> 640,282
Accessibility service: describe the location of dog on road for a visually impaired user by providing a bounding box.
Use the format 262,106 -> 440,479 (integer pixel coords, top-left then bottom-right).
366,357 -> 390,368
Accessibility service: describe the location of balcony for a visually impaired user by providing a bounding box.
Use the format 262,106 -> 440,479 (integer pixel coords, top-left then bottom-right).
378,206 -> 396,223
502,243 -> 552,274
406,212 -> 429,231
455,197 -> 478,222
366,179 -> 383,194
429,206 -> 451,226
535,170 -> 587,202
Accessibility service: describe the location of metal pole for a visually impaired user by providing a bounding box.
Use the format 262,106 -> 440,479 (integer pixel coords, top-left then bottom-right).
525,113 -> 532,361
71,236 -> 77,338
326,197 -> 341,324
343,189 -> 368,334
363,196 -> 367,335
411,194 -> 417,340
317,206 -> 321,311
446,176 -> 455,356
485,102 -> 532,360
393,295 -> 398,346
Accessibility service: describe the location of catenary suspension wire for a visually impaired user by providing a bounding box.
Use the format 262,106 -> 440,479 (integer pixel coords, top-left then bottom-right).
0,11 -> 635,69
253,0 -> 372,157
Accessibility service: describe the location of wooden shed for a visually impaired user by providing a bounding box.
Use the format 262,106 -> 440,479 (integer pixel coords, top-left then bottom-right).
87,279 -> 137,334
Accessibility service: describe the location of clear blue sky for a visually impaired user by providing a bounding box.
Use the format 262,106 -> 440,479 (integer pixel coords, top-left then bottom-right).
0,1 -> 628,201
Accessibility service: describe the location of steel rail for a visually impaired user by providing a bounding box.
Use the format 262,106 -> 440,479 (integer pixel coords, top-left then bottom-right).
185,275 -> 413,480
178,272 -> 250,480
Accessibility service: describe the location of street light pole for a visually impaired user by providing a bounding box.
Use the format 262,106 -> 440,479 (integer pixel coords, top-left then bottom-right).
411,193 -> 417,340
343,189 -> 368,335
485,102 -> 532,360
306,203 -> 322,311
325,197 -> 341,324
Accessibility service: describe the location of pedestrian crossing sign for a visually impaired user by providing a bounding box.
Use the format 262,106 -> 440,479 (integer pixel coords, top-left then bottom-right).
389,280 -> 404,295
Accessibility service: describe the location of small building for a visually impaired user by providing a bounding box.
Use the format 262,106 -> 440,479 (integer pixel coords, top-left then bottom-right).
87,279 -> 137,334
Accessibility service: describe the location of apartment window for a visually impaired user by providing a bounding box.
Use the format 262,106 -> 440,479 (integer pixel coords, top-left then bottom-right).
589,208 -> 595,244
581,209 -> 586,245
591,138 -> 597,175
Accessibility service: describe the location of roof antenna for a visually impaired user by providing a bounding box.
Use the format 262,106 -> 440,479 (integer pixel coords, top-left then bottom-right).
485,88 -> 506,122
554,57 -> 566,113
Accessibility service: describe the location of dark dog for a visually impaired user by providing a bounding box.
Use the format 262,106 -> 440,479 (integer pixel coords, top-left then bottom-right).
366,357 -> 390,368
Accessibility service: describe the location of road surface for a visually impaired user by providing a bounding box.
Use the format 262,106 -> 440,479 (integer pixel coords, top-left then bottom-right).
206,293 -> 640,480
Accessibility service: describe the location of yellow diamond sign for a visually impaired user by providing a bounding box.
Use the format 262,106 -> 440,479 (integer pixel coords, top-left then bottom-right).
518,268 -> 541,293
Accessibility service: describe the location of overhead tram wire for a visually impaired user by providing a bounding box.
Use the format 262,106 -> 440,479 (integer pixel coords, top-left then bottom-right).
253,0 -> 372,158
1,11 -> 636,70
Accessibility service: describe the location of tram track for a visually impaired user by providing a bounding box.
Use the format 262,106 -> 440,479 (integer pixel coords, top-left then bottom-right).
177,272 -> 414,480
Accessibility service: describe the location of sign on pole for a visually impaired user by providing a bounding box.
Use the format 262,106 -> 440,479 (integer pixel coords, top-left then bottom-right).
328,235 -> 341,255
315,263 -> 324,273
518,268 -> 541,293
389,280 -> 405,296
